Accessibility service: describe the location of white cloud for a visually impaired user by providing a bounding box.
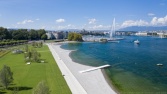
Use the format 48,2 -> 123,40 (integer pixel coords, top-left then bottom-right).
54,24 -> 76,30
121,20 -> 149,27
88,18 -> 96,24
67,24 -> 72,27
87,25 -> 110,30
151,15 -> 167,25
120,15 -> 167,28
17,19 -> 34,25
56,18 -> 65,23
151,17 -> 157,25
92,25 -> 103,29
148,13 -> 155,16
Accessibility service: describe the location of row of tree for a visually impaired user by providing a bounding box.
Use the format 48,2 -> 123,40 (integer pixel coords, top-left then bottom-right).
0,40 -> 28,47
32,41 -> 43,48
0,27 -> 47,40
24,44 -> 41,63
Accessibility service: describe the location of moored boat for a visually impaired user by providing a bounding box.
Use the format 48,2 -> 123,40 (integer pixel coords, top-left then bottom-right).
157,63 -> 163,66
134,40 -> 140,44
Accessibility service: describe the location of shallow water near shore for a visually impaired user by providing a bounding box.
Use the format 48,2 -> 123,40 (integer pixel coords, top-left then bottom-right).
61,36 -> 167,93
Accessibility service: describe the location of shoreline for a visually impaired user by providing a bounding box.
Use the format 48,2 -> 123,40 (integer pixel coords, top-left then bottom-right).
101,69 -> 120,94
69,51 -> 120,93
48,43 -> 117,94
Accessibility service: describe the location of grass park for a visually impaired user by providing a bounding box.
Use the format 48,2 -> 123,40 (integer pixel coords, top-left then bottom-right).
0,44 -> 71,94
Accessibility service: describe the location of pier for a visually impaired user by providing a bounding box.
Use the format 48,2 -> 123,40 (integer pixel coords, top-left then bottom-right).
79,64 -> 110,73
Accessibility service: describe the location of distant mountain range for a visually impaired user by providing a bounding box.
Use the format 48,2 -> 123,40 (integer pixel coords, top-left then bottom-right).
118,26 -> 167,31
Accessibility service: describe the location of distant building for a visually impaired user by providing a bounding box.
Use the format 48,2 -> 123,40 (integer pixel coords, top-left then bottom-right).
63,31 -> 68,39
135,32 -> 148,36
46,31 -> 68,40
46,32 -> 55,39
135,31 -> 167,38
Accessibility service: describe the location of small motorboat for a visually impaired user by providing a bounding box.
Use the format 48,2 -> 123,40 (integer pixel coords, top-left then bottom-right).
134,40 -> 140,44
157,63 -> 163,66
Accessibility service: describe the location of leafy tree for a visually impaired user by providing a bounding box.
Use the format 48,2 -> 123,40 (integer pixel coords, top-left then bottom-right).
11,29 -> 29,40
0,65 -> 13,89
21,29 -> 29,40
68,32 -> 83,41
24,48 -> 41,63
41,34 -> 47,41
12,30 -> 21,40
33,81 -> 50,94
32,42 -> 37,47
38,29 -> 46,40
29,29 -> 38,40
39,42 -> 43,47
25,44 -> 29,52
0,27 -> 48,41
24,50 -> 32,62
68,32 -> 74,41
31,49 -> 41,62
32,42 -> 43,48
0,27 -> 9,40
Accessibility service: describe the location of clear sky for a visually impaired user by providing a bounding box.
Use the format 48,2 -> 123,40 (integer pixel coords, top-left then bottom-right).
0,0 -> 167,30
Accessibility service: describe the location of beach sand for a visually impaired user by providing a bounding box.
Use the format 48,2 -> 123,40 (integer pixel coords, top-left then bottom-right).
48,43 -> 117,94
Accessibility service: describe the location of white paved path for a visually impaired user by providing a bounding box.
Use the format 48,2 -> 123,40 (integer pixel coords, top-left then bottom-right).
48,44 -> 87,94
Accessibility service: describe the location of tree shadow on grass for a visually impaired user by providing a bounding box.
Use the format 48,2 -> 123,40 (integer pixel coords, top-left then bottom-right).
10,83 -> 16,86
0,91 -> 6,94
0,86 -> 6,93
8,86 -> 32,91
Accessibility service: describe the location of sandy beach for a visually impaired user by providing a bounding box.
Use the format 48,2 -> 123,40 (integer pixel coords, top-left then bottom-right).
48,43 -> 117,94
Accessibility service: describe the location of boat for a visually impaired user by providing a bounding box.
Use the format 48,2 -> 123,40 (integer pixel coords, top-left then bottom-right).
99,38 -> 108,43
157,63 -> 163,66
134,40 -> 140,44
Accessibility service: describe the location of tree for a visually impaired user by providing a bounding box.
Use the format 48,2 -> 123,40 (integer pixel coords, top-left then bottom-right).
24,48 -> 41,63
31,49 -> 41,62
68,32 -> 83,41
33,81 -> 50,94
38,29 -> 46,40
29,29 -> 38,40
68,32 -> 74,41
0,27 -> 9,40
0,65 -> 13,89
41,34 -> 47,41
39,42 -> 43,47
25,44 -> 29,52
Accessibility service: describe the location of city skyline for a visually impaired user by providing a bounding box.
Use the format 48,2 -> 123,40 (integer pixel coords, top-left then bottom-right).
0,0 -> 167,30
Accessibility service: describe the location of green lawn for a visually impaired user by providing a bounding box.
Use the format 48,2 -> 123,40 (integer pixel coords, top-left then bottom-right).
0,45 -> 71,94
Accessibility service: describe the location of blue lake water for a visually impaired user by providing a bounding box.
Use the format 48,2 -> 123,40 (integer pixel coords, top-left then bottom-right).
61,36 -> 167,93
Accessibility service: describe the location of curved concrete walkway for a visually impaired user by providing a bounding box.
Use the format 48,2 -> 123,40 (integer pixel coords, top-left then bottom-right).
48,44 -> 87,94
